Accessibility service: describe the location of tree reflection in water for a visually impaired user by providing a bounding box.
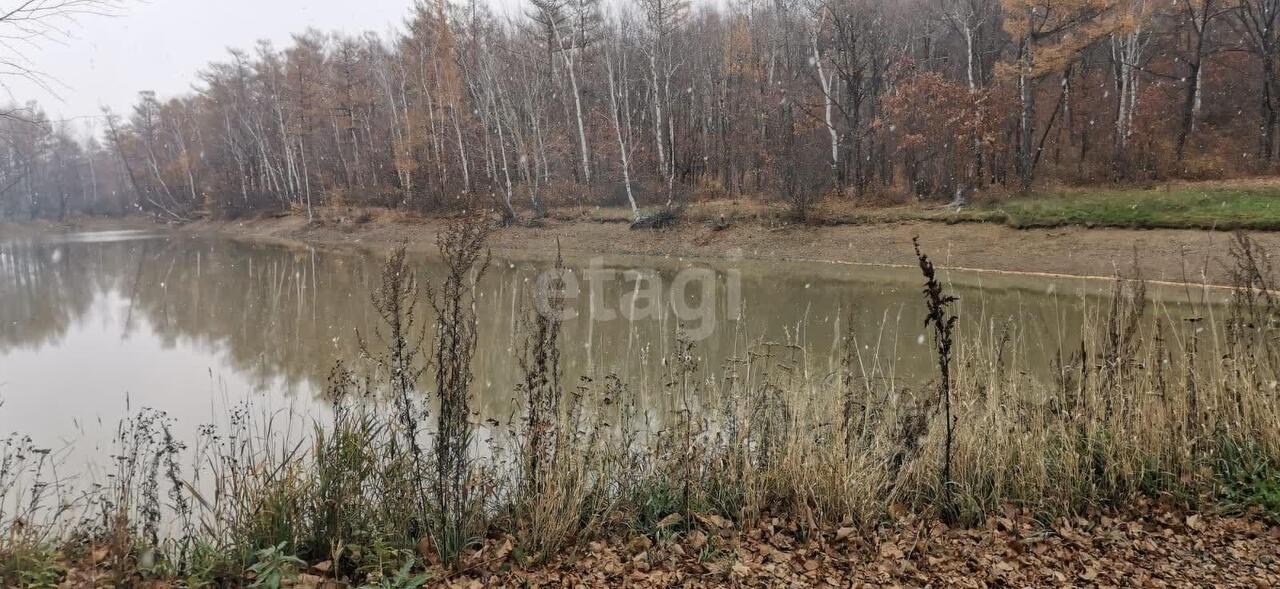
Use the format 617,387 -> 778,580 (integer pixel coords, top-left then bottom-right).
0,231 -> 1208,468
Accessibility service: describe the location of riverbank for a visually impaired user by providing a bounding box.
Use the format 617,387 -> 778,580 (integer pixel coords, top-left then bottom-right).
12,174 -> 1280,285
7,178 -> 1280,286
0,216 -> 156,240
165,204 -> 1280,286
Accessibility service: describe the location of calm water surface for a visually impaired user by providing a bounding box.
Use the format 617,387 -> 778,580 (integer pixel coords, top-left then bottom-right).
0,229 -> 1220,466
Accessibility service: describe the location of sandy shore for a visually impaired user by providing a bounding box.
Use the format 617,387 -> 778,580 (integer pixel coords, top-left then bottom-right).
6,210 -> 1275,285
170,210 -> 1276,286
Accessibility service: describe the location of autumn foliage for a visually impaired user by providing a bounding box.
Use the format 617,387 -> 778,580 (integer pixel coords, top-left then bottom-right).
4,0 -> 1280,221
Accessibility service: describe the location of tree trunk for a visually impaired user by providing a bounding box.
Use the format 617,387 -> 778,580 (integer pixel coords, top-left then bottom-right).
1176,57 -> 1202,161
606,49 -> 639,221
1017,42 -> 1036,190
1263,55 -> 1278,162
813,36 -> 840,189
558,42 -> 592,185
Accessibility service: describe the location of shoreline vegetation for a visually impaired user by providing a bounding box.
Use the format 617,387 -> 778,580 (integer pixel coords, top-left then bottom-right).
2,217 -> 1279,586
8,179 -> 1280,286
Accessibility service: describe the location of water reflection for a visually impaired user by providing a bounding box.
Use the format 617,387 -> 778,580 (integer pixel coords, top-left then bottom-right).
0,231 -> 1220,451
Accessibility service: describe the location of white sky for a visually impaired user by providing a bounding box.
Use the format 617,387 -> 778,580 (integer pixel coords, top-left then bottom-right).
0,0 -> 430,133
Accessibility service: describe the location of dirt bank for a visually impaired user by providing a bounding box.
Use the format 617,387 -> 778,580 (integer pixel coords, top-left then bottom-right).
5,210 -> 1270,285
0,216 -> 154,240
169,209 -> 1276,286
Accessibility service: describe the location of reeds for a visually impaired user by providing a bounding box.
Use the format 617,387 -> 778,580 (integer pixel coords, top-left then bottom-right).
1,230 -> 1278,585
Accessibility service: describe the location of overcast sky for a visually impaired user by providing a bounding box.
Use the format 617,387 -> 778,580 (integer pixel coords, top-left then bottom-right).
0,0 -> 437,134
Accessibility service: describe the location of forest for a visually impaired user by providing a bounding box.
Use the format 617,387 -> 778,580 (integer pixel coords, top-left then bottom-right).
2,0 -> 1279,222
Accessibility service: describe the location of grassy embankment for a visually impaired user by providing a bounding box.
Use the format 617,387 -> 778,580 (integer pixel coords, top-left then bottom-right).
829,183 -> 1280,230
551,181 -> 1280,232
1,220 -> 1279,587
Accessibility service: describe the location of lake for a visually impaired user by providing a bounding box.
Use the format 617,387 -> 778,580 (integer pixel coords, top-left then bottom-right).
0,229 -> 1222,470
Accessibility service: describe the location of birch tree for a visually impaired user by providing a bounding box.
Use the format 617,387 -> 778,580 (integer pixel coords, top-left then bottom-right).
1235,0 -> 1280,162
604,23 -> 639,221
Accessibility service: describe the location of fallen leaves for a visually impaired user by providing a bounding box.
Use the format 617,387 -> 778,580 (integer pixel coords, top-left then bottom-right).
656,512 -> 683,530
49,506 -> 1280,588
879,541 -> 905,560
1187,513 -> 1206,531
444,506 -> 1280,588
693,512 -> 733,531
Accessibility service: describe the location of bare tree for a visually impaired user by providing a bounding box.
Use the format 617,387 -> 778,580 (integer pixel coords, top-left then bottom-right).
0,0 -> 123,118
1174,0 -> 1230,161
1234,0 -> 1280,162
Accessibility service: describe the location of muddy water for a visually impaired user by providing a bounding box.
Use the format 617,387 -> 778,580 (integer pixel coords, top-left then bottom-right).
0,230 -> 1221,463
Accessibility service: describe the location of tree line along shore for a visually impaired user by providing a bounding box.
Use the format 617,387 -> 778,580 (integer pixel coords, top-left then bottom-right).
5,0 -> 1280,225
